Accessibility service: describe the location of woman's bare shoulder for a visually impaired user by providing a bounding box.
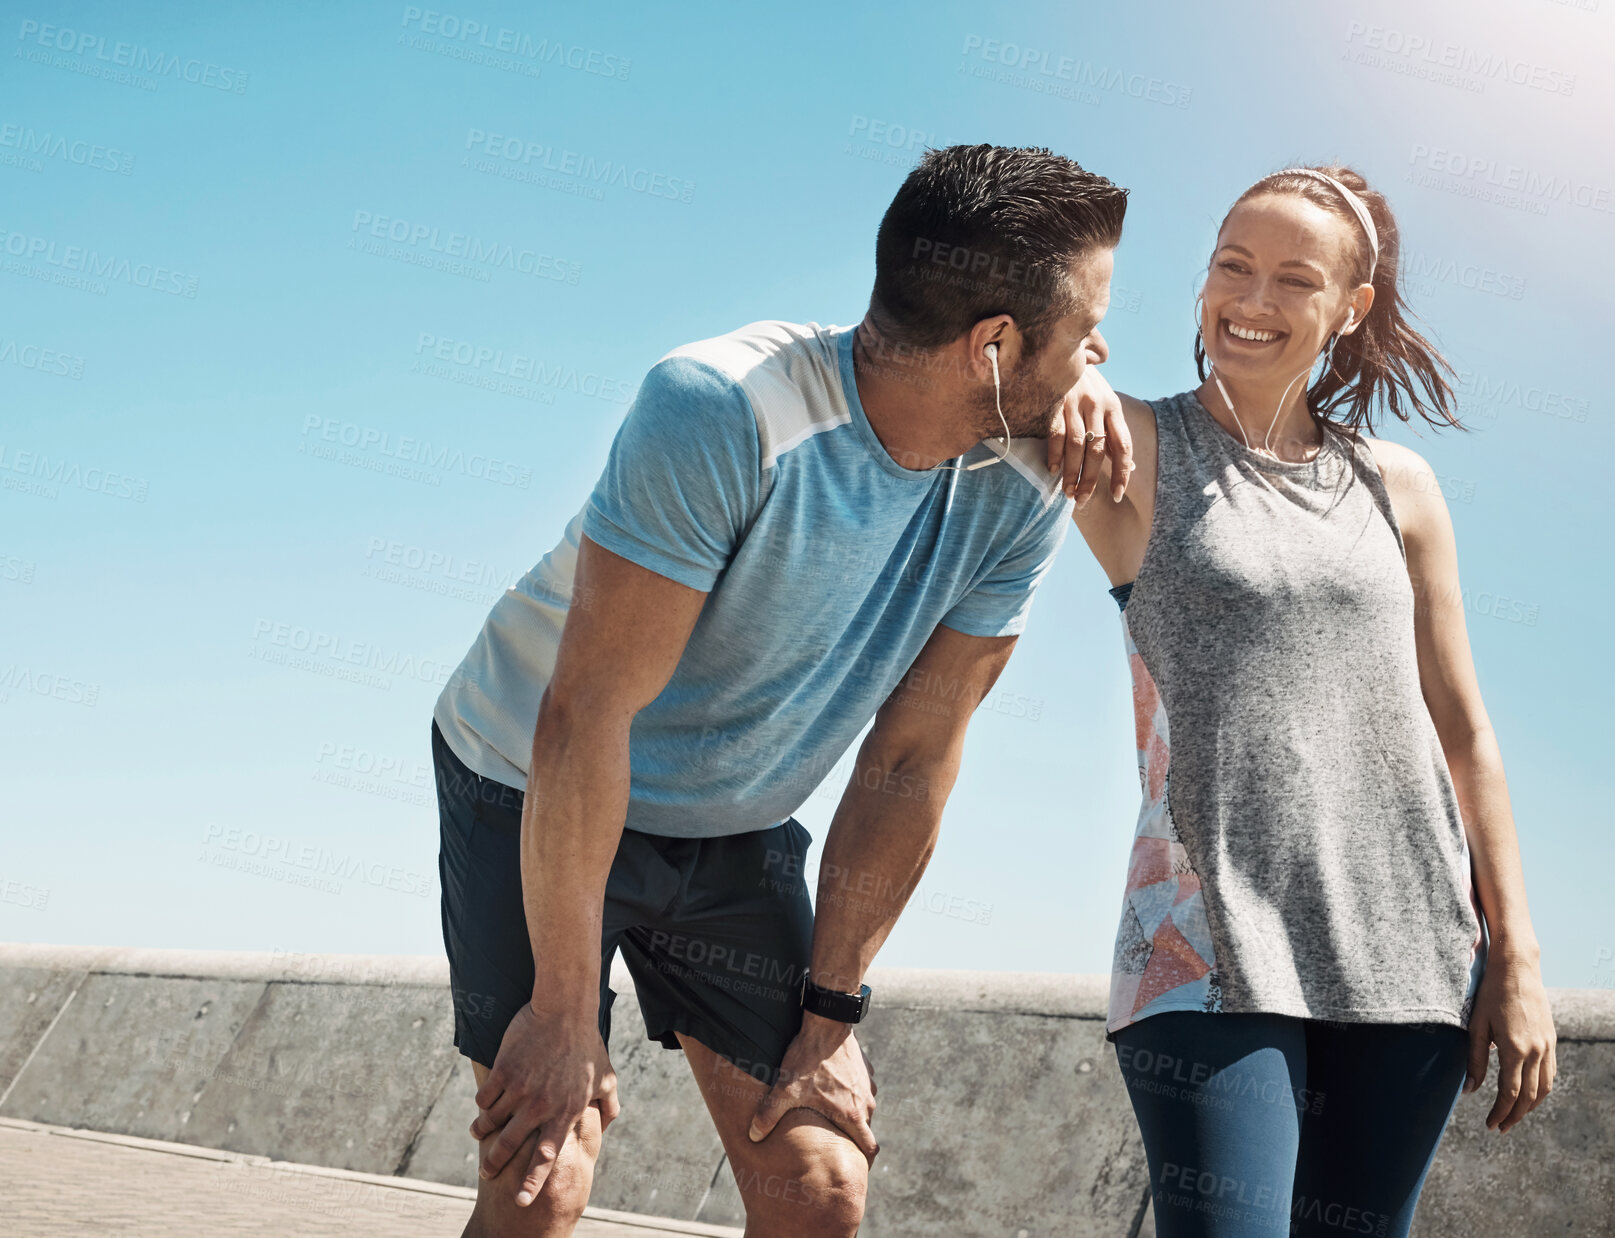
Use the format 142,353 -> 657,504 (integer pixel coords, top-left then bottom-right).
1117,392 -> 1159,446
1110,392 -> 1160,485
1363,435 -> 1451,550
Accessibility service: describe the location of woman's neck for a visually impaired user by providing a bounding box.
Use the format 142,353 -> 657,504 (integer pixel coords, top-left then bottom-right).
1195,369 -> 1323,462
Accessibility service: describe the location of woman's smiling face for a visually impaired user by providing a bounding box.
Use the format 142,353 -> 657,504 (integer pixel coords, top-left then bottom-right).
1200,192 -> 1371,383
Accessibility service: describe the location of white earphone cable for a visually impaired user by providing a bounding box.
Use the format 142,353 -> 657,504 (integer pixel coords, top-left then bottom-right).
1202,300 -> 1352,460
938,342 -> 1012,472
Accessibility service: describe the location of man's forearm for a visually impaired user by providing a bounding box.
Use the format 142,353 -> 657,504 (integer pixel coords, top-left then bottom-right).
807,743 -> 960,994
522,692 -> 633,1016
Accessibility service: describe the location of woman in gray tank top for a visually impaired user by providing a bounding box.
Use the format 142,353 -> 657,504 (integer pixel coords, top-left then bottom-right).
1068,166 -> 1555,1237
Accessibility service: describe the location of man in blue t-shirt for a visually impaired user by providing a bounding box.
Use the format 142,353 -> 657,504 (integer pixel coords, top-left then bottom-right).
431,143 -> 1131,1236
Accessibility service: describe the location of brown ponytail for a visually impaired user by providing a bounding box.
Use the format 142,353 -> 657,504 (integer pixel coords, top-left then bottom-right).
1194,165 -> 1463,436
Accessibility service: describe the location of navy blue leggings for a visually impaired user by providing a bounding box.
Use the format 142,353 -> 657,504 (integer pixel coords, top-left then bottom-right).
1112,1012 -> 1469,1237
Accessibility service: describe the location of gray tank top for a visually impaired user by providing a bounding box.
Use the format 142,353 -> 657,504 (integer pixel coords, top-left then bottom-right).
1106,389 -> 1486,1036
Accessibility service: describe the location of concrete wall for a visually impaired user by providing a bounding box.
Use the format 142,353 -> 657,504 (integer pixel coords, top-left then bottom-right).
2,944 -> 1611,1236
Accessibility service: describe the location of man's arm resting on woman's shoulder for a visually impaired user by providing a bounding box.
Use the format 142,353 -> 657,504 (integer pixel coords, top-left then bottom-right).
469,532 -> 710,1200
1046,364 -> 1137,506
747,622 -> 1020,1159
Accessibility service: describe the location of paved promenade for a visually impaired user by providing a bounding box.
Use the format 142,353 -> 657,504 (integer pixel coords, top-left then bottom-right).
0,1119 -> 739,1238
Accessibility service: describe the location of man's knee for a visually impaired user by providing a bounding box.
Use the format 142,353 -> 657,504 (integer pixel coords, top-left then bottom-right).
738,1129 -> 868,1237
464,1109 -> 601,1237
798,1141 -> 868,1235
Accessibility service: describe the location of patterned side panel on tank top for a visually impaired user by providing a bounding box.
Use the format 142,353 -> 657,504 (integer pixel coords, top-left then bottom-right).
1107,610 -> 1223,1033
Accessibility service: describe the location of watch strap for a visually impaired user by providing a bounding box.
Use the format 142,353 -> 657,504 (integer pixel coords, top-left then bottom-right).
801,977 -> 871,1023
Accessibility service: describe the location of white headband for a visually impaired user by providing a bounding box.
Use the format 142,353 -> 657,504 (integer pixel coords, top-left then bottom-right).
1269,167 -> 1379,284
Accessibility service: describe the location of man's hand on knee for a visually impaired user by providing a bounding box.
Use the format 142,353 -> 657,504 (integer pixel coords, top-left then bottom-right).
470,1003 -> 621,1206
747,1015 -> 878,1163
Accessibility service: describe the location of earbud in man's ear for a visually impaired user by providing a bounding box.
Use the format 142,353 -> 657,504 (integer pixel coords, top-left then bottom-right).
985,341 -> 999,356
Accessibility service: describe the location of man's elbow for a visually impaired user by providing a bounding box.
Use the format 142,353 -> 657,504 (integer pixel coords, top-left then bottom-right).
531,682 -> 635,755
858,715 -> 967,791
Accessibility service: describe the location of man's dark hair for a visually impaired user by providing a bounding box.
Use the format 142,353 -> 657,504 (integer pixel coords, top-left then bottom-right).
869,144 -> 1127,355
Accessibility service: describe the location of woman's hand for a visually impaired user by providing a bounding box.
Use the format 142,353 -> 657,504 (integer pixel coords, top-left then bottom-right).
1464,948 -> 1556,1133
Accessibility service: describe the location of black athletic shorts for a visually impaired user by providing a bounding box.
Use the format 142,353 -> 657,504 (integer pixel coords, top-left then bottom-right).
432,719 -> 814,1086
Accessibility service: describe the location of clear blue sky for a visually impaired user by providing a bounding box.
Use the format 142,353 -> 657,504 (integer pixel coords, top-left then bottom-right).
3,0 -> 1610,989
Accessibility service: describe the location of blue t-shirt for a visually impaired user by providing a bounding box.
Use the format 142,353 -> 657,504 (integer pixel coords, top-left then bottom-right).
433,320 -> 1073,837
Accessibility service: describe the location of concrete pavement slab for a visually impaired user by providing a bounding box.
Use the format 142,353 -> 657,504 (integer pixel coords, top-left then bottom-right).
0,1118 -> 741,1237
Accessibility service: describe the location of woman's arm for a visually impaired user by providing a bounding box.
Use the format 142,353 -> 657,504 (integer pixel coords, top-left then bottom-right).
1368,436 -> 1556,1134
1066,391 -> 1159,585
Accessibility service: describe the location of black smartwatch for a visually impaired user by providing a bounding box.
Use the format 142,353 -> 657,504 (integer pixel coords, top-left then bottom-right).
801,975 -> 872,1023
